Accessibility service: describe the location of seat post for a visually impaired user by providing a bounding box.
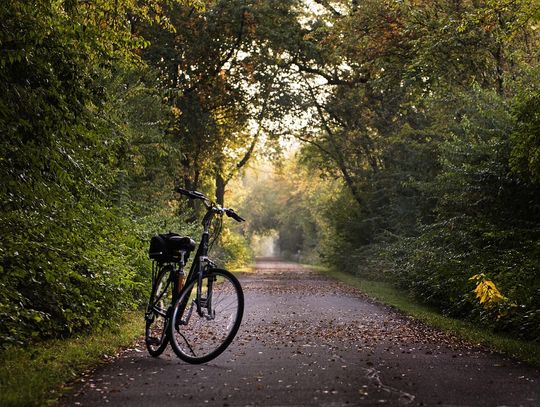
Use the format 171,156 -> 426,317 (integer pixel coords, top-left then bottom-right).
176,251 -> 186,295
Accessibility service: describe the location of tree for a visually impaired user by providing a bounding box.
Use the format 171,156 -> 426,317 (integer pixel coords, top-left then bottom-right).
280,0 -> 540,337
138,1 -> 297,205
510,71 -> 540,183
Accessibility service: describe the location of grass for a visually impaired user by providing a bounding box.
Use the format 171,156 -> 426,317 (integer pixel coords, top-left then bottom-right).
0,312 -> 143,407
231,265 -> 255,273
313,265 -> 540,366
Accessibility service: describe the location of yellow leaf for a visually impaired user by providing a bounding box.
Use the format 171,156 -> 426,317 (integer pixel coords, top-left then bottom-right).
472,277 -> 508,308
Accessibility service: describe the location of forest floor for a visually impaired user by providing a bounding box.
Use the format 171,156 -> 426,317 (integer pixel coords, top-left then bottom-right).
60,259 -> 539,406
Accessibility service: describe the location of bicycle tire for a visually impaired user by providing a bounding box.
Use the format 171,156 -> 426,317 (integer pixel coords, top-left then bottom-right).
144,265 -> 172,357
169,268 -> 244,364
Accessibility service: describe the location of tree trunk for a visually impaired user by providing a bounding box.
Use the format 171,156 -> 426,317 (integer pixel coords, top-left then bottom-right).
215,171 -> 226,206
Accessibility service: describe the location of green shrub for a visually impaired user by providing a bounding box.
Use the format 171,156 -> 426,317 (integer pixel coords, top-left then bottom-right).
214,228 -> 253,270
392,89 -> 540,340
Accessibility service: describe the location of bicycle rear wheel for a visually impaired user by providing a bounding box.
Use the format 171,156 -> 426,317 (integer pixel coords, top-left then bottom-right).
169,268 -> 244,364
145,265 -> 172,357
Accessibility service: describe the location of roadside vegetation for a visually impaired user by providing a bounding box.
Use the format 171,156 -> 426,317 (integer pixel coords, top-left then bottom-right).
1,0 -> 292,348
319,267 -> 540,366
0,313 -> 142,407
236,1 -> 540,345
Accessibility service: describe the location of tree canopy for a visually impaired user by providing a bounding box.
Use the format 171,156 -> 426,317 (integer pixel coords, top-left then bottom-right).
1,0 -> 539,345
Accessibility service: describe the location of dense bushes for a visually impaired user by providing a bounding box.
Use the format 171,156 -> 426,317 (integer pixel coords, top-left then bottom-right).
0,1 -> 164,346
312,89 -> 540,340
396,90 -> 539,338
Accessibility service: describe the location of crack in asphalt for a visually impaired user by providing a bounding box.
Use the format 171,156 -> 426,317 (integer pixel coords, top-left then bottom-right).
364,367 -> 416,405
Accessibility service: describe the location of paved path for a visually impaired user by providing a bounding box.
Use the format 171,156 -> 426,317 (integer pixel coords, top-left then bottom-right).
62,259 -> 539,406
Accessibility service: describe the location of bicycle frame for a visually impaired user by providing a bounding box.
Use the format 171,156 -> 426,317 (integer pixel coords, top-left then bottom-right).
162,187 -> 244,327
181,206 -> 218,317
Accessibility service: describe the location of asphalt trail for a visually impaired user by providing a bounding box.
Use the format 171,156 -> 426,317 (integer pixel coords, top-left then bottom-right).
61,259 -> 539,406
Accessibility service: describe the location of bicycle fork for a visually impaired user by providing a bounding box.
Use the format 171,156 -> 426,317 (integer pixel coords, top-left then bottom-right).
197,257 -> 216,320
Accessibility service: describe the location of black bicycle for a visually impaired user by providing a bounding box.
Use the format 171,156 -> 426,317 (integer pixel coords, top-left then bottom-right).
144,187 -> 245,364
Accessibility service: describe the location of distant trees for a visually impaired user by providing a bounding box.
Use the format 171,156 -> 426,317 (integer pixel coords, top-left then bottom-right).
237,160 -> 337,261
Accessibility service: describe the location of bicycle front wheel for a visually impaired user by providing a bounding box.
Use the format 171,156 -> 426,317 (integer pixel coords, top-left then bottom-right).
145,265 -> 172,357
169,268 -> 244,364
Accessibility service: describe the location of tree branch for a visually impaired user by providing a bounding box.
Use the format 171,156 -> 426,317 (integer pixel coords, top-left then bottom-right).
225,70 -> 278,183
313,0 -> 342,17
293,59 -> 368,86
302,77 -> 365,207
293,133 -> 333,157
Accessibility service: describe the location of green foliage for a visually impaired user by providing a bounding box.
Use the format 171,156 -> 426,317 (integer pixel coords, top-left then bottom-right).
395,90 -> 540,339
278,0 -> 540,341
309,87 -> 540,340
214,227 -> 253,270
510,80 -> 540,183
1,0 -> 288,347
0,0 -> 175,346
138,0 -> 302,203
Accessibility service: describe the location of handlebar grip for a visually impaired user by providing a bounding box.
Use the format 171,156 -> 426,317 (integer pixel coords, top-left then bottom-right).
232,213 -> 245,222
174,187 -> 207,200
175,187 -> 191,196
225,209 -> 245,222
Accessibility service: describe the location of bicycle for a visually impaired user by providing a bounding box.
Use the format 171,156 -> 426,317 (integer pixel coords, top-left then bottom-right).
144,187 -> 245,364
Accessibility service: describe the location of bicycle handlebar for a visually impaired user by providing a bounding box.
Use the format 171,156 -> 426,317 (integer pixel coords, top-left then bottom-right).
174,187 -> 245,223
175,187 -> 208,201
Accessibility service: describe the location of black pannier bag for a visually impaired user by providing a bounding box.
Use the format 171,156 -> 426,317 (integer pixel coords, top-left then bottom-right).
149,232 -> 196,263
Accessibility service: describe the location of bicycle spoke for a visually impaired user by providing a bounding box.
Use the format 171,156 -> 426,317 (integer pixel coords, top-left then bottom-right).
169,269 -> 244,364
